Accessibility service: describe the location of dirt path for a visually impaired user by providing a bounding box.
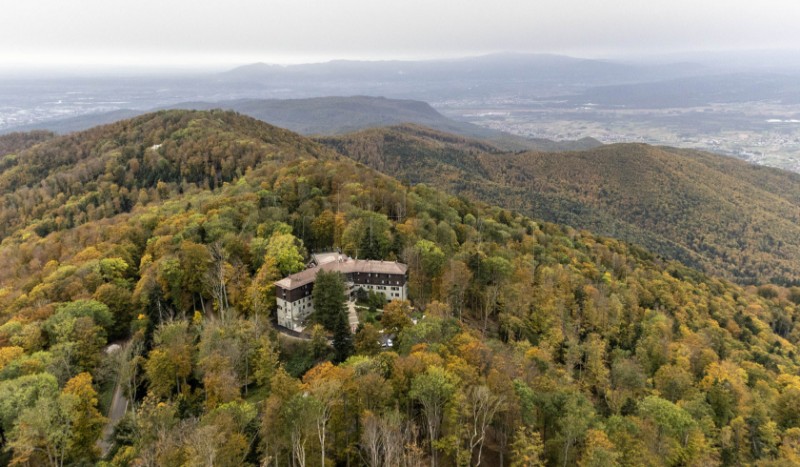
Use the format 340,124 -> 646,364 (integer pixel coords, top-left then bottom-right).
98,379 -> 128,457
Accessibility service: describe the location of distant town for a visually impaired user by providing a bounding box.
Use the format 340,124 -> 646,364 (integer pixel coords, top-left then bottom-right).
441,99 -> 800,173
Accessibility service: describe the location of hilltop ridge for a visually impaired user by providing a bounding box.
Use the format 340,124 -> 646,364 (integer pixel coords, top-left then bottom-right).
2,96 -> 601,153
323,124 -> 800,284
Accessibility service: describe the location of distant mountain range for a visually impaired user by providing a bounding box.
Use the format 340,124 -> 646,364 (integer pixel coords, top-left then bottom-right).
220,53 -> 706,98
322,124 -> 800,285
2,96 -> 600,152
0,52 -> 714,134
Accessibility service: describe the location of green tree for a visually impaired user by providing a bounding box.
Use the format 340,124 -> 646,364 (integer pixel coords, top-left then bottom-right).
310,209 -> 337,250
143,320 -> 193,399
381,300 -> 413,335
266,232 -> 306,277
510,426 -> 545,467
478,255 -> 512,334
407,239 -> 446,306
7,395 -> 72,467
0,373 -> 59,442
283,392 -> 319,467
410,366 -> 460,467
355,323 -> 382,356
179,240 -> 213,309
62,372 -> 105,463
341,212 -> 392,259
44,300 -> 113,337
653,364 -> 694,403
93,283 -> 134,340
777,386 -> 800,429
332,309 -> 354,363
557,392 -> 595,467
310,324 -> 330,359
312,270 -> 347,331
638,395 -> 698,464
253,336 -> 279,391
579,429 -> 620,467
44,302 -> 110,379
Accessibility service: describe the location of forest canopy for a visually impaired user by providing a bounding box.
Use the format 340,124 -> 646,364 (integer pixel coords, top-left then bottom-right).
322,124 -> 800,286
0,111 -> 799,466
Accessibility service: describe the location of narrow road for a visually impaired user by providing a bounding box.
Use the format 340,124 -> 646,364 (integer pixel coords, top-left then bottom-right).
97,346 -> 130,458
346,300 -> 359,332
98,383 -> 128,456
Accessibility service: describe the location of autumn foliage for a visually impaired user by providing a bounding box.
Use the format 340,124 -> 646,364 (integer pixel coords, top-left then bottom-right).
0,111 -> 799,465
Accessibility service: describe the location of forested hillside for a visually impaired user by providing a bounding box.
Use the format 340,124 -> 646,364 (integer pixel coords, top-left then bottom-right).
2,111 -> 800,466
0,130 -> 55,156
323,124 -> 800,285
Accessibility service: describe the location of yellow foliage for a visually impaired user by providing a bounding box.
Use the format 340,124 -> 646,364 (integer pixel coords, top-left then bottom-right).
0,346 -> 24,371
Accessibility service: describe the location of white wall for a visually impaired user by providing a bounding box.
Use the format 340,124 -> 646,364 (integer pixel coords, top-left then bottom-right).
276,296 -> 315,330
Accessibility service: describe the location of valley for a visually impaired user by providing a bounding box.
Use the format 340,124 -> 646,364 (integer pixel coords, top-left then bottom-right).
441,97 -> 800,173
7,54 -> 800,173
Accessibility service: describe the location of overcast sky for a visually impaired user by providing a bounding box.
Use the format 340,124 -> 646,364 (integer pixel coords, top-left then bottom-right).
3,0 -> 800,70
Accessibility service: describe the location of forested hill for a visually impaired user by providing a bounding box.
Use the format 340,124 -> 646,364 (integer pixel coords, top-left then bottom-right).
0,110 -> 335,240
322,124 -> 800,285
167,96 -> 601,152
171,96 -> 481,137
3,95 -> 602,153
2,110 -> 800,466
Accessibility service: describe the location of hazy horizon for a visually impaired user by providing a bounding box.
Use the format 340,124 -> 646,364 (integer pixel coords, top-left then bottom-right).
3,47 -> 800,78
4,0 -> 800,74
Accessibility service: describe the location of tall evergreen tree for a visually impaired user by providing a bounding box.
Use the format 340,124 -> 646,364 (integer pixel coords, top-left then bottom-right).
312,270 -> 347,331
332,310 -> 353,363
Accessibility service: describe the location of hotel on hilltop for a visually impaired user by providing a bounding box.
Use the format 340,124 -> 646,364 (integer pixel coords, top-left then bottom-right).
274,252 -> 408,330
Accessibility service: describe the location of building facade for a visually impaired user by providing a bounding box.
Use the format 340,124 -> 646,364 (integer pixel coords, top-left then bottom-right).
274,253 -> 408,330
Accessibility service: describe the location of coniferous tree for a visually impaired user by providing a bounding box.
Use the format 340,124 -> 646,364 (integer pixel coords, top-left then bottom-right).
312,270 -> 347,331
332,310 -> 353,363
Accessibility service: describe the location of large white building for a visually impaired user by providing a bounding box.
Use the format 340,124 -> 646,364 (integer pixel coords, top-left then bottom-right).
274,253 -> 408,330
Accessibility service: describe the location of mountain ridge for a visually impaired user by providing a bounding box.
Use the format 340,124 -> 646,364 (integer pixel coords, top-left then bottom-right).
1,95 -> 601,152
322,124 -> 800,284
221,52 -> 704,86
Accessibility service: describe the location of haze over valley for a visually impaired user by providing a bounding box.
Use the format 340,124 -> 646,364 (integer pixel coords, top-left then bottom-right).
5,52 -> 800,171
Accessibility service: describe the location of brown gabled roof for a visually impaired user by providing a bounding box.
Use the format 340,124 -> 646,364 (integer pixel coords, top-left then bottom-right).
275,257 -> 407,290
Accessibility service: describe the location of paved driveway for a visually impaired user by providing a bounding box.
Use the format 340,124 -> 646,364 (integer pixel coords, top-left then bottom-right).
347,300 -> 359,332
